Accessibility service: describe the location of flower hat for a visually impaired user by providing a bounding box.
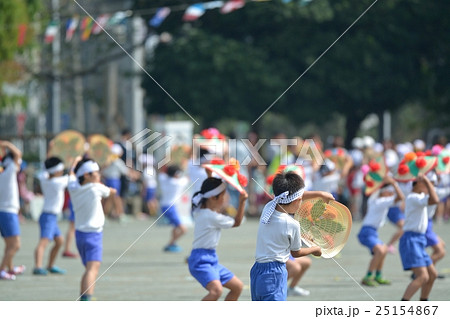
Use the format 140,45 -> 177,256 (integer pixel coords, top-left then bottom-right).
266,164 -> 306,195
363,156 -> 388,196
394,152 -> 438,182
202,157 -> 248,194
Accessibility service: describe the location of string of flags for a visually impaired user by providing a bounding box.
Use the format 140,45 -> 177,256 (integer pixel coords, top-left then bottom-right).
17,0 -> 314,46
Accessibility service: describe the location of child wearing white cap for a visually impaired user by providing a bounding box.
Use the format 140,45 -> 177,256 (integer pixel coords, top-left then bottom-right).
33,156 -> 69,275
0,140 -> 24,280
68,156 -> 116,301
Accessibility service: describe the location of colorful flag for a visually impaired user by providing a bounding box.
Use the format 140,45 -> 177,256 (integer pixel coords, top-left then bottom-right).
220,0 -> 245,14
108,11 -> 130,26
182,4 -> 206,21
80,17 -> 93,41
149,7 -> 171,28
65,17 -> 79,42
44,21 -> 59,44
92,14 -> 110,35
17,24 -> 27,47
203,1 -> 225,9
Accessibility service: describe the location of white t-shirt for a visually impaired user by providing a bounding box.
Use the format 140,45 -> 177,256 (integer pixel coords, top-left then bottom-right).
427,186 -> 450,219
142,167 -> 157,189
255,210 -> 301,263
392,181 -> 412,208
312,172 -> 340,194
191,208 -> 235,250
102,159 -> 128,179
158,173 -> 189,207
68,177 -> 111,232
39,174 -> 69,215
362,192 -> 396,229
188,161 -> 208,195
403,192 -> 430,234
0,162 -> 20,214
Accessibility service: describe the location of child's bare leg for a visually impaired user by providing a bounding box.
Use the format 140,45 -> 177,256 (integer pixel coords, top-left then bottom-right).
203,280 -> 223,301
80,261 -> 101,298
34,238 -> 49,268
369,244 -> 387,272
113,196 -> 124,217
388,221 -> 404,247
64,222 -> 75,252
47,235 -> 64,268
1,236 -> 20,271
431,240 -> 446,265
289,257 -> 311,287
169,225 -> 187,245
402,267 -> 428,300
223,276 -> 243,301
420,264 -> 437,300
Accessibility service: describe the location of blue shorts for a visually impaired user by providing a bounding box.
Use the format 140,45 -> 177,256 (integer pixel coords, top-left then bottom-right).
75,231 -> 103,266
68,201 -> 75,222
145,187 -> 157,202
0,212 -> 20,238
387,206 -> 405,224
399,231 -> 432,270
161,205 -> 181,227
250,261 -> 287,301
425,219 -> 439,247
358,225 -> 382,254
105,178 -> 121,195
188,249 -> 234,288
39,213 -> 61,239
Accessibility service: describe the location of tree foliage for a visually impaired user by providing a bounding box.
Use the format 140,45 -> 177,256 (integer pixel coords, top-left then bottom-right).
136,0 -> 448,141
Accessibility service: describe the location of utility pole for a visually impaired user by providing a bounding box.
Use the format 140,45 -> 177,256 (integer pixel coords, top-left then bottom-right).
50,0 -> 61,134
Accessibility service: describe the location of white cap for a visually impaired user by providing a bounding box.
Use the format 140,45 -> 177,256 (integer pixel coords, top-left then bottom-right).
111,144 -> 123,156
414,139 -> 425,150
352,137 -> 364,149
363,136 -> 375,148
373,142 -> 384,154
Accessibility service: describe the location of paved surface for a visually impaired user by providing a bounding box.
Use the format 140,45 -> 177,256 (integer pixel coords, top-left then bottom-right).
1,215 -> 450,301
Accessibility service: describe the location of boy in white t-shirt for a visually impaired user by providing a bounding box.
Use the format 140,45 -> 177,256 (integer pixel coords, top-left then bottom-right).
158,165 -> 189,252
357,176 -> 404,286
68,156 -> 116,301
33,156 -> 69,275
250,171 -> 333,301
399,174 -> 439,301
0,141 -> 24,280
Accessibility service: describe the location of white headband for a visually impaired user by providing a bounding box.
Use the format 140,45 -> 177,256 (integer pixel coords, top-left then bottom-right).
47,162 -> 65,174
192,182 -> 227,208
76,160 -> 100,178
260,188 -> 305,224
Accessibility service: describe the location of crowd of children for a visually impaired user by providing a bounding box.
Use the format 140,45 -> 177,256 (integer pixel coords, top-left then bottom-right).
0,131 -> 449,302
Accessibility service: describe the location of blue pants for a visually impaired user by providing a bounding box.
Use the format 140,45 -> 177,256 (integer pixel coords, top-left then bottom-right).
188,249 -> 234,288
250,261 -> 287,301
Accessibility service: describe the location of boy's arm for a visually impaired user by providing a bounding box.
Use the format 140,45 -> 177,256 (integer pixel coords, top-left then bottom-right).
384,176 -> 405,202
0,140 -> 22,166
419,174 -> 439,205
232,191 -> 248,227
291,246 -> 322,258
303,191 -> 335,203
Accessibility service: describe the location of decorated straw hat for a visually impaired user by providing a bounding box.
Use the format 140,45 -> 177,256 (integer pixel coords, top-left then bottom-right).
435,149 -> 450,175
363,156 -> 388,196
323,147 -> 348,172
394,152 -> 438,182
202,158 -> 247,194
266,164 -> 306,195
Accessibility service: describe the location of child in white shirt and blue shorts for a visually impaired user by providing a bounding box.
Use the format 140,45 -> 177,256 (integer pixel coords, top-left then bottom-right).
399,174 -> 439,301
188,177 -> 247,300
68,157 -> 116,301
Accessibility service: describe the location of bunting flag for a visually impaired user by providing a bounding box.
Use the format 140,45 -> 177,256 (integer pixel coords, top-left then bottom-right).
149,7 -> 171,28
92,14 -> 110,35
220,0 -> 245,14
65,17 -> 79,42
183,4 -> 206,22
80,17 -> 94,41
44,21 -> 59,44
203,1 -> 225,9
17,24 -> 27,47
108,11 -> 129,26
